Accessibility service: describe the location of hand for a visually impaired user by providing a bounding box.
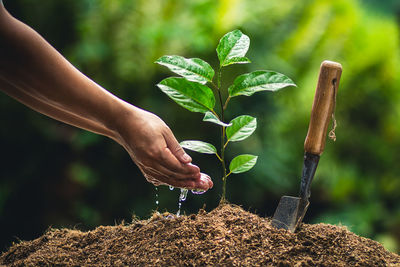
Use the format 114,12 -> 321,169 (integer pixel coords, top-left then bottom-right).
115,106 -> 213,190
0,4 -> 212,191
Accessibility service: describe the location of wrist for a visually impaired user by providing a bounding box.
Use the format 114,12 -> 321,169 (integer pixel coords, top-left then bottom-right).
106,99 -> 139,144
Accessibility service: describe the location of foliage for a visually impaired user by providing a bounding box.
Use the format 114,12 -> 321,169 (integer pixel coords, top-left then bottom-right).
156,30 -> 295,200
1,0 -> 400,254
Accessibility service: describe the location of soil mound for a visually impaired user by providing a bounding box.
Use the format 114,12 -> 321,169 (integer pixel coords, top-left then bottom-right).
1,204 -> 399,266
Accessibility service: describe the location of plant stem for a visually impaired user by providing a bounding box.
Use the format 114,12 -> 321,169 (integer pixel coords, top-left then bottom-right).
215,153 -> 223,162
221,125 -> 227,202
211,109 -> 220,120
217,67 -> 228,202
217,90 -> 224,121
217,67 -> 222,88
210,82 -> 219,91
224,139 -> 229,148
223,96 -> 231,111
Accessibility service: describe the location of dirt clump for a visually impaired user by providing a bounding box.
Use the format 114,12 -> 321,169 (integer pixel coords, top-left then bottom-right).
1,204 -> 399,266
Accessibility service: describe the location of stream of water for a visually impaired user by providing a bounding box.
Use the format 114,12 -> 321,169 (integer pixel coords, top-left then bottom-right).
154,186 -> 159,207
176,188 -> 188,216
155,186 -> 207,216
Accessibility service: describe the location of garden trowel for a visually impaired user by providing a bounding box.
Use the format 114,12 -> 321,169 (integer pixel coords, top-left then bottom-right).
271,60 -> 342,233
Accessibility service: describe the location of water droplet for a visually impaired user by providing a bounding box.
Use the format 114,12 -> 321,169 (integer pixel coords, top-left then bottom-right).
179,188 -> 188,202
191,189 -> 206,195
165,214 -> 174,219
154,186 -> 159,208
176,202 -> 182,217
169,186 -> 174,191
176,189 -> 188,217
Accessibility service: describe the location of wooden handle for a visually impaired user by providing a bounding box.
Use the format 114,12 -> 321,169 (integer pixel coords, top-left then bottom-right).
304,60 -> 342,155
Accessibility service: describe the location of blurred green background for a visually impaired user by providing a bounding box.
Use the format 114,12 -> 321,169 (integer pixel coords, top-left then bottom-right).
1,0 -> 400,253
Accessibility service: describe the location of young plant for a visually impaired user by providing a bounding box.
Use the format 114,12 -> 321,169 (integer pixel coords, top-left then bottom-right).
156,29 -> 296,201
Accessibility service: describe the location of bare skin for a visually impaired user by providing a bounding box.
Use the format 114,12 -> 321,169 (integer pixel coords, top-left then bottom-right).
0,4 -> 212,190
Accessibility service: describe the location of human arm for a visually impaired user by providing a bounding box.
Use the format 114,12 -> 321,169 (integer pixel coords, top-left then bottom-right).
0,4 -> 212,190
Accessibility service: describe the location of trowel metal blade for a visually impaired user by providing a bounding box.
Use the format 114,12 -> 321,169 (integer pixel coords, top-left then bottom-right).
271,196 -> 309,232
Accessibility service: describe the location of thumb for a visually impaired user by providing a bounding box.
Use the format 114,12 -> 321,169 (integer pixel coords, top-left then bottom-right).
163,129 -> 192,164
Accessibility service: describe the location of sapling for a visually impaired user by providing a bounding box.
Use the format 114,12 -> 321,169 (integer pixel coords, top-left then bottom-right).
156,29 -> 296,201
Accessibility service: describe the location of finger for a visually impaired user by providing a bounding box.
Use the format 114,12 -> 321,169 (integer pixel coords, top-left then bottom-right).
162,129 -> 192,164
167,176 -> 211,190
184,173 -> 213,190
160,147 -> 200,175
137,160 -> 198,181
141,167 -> 196,188
141,162 -> 200,181
142,167 -> 211,190
200,173 -> 213,189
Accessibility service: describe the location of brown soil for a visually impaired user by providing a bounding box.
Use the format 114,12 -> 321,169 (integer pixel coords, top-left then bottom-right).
1,204 -> 399,266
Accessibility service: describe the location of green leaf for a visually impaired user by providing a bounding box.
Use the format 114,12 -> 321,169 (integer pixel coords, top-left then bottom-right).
157,77 -> 215,113
203,111 -> 232,127
229,154 -> 258,174
226,115 -> 257,142
217,29 -> 250,67
223,56 -> 251,66
228,71 -> 296,97
155,55 -> 214,84
180,140 -> 217,154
